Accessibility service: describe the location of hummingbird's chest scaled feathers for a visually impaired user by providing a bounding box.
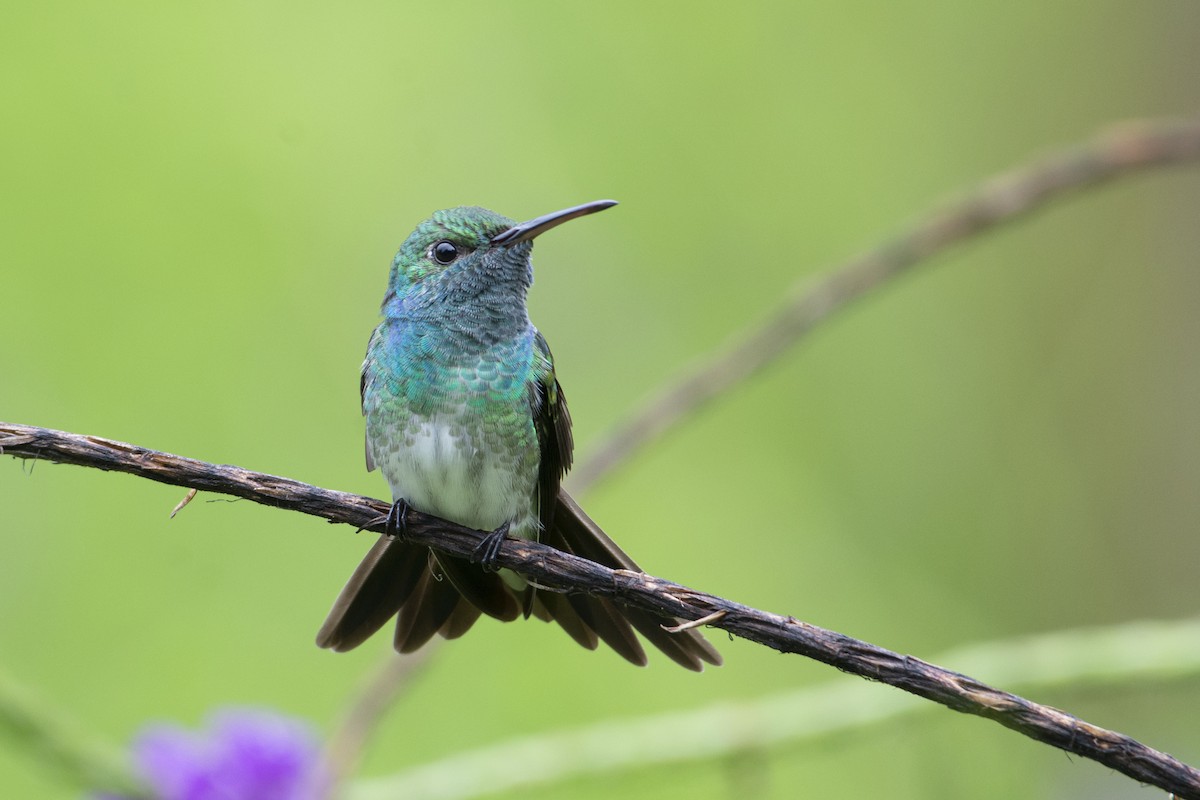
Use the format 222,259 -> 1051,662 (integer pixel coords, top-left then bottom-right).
362,317 -> 545,535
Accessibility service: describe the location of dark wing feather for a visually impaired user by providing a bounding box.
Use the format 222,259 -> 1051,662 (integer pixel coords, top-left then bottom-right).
541,522 -> 647,665
439,599 -> 484,640
529,331 -> 573,539
362,346 -> 376,472
524,332 -> 571,619
434,553 -> 521,621
554,490 -> 723,670
532,591 -> 600,651
393,556 -> 464,653
315,535 -> 426,652
528,333 -> 720,669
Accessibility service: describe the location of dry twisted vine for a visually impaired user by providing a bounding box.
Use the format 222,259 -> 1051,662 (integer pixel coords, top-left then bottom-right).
3,422 -> 1199,799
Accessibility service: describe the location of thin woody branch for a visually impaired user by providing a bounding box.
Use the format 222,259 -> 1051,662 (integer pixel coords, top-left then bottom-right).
4,422 -> 1199,799
570,117 -> 1200,492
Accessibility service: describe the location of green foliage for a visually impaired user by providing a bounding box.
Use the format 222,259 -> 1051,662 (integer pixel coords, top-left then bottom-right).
2,1 -> 1199,797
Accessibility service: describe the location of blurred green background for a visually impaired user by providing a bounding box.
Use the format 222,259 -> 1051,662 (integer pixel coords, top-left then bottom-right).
3,2 -> 1199,798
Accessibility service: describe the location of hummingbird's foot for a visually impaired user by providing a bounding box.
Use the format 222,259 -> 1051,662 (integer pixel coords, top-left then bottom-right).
384,499 -> 412,542
472,522 -> 511,572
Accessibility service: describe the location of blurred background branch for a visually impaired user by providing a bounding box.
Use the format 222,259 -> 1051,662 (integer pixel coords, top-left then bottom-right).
321,649 -> 435,795
3,422 -> 1200,798
349,616 -> 1200,800
0,668 -> 148,798
570,117 -> 1200,492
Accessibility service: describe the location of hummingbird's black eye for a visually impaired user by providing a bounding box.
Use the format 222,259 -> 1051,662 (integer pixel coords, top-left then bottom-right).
430,240 -> 459,265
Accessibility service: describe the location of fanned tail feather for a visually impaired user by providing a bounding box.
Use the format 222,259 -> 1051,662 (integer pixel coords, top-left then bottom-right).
315,490 -> 721,670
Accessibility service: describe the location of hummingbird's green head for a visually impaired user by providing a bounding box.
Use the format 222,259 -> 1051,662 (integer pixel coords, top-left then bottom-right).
382,201 -> 617,317
390,206 -> 514,290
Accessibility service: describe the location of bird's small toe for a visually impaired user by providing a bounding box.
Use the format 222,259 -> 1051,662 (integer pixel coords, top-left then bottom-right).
385,498 -> 412,542
472,523 -> 510,572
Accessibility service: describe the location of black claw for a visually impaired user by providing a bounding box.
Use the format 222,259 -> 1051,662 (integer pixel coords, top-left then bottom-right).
472,522 -> 510,572
385,499 -> 412,542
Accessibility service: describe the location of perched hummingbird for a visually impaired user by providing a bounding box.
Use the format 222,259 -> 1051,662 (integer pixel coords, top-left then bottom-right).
316,201 -> 721,670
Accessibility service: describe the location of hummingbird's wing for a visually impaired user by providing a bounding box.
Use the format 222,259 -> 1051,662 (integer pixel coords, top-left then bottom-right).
362,344 -> 376,471
530,335 -> 722,671
549,491 -> 723,670
530,331 -> 573,536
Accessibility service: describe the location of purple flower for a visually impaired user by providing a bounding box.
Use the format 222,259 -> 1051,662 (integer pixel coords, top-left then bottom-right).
99,708 -> 328,800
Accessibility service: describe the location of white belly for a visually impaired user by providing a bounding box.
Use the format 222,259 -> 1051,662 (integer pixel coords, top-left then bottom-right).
370,410 -> 533,535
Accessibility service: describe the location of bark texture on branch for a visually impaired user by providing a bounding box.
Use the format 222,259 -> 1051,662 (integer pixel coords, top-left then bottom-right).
4,422 -> 1199,799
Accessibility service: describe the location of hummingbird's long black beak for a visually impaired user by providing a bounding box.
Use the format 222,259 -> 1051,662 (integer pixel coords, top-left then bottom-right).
490,200 -> 618,247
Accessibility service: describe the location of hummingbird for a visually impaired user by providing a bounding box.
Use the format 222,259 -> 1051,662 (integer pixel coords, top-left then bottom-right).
315,201 -> 721,670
